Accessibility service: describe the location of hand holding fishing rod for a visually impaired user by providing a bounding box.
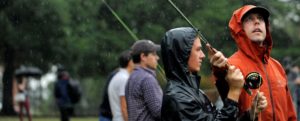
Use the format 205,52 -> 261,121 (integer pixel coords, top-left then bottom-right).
168,0 -> 263,96
167,0 -> 267,119
250,91 -> 267,121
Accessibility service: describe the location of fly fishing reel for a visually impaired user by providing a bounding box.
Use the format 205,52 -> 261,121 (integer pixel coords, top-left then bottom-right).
244,72 -> 263,95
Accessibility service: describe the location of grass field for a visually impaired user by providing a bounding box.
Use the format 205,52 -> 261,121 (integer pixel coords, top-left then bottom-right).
0,117 -> 98,121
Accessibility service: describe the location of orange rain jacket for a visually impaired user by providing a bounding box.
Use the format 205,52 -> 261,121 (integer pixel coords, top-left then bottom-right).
228,5 -> 297,121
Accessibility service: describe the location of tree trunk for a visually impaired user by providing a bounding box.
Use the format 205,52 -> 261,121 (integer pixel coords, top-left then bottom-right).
0,44 -> 16,115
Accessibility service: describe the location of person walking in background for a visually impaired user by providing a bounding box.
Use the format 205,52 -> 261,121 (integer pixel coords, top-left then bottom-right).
125,40 -> 162,121
14,76 -> 32,121
108,50 -> 134,121
160,27 -> 267,121
221,5 -> 297,121
54,70 -> 73,121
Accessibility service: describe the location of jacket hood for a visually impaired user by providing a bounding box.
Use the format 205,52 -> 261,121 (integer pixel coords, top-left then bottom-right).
161,27 -> 200,89
229,5 -> 273,63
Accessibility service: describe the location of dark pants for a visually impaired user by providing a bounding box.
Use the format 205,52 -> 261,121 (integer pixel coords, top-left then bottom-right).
59,107 -> 74,121
19,97 -> 32,121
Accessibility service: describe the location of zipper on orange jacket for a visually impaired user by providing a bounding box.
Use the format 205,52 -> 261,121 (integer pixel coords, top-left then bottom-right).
263,62 -> 276,121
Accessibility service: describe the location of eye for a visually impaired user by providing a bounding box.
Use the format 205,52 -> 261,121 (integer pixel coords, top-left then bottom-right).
244,16 -> 253,22
196,46 -> 200,50
257,15 -> 264,21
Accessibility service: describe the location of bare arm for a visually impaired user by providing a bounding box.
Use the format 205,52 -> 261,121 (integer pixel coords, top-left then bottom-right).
120,96 -> 128,121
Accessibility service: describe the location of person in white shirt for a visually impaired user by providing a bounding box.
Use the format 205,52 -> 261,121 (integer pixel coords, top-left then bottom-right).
108,50 -> 134,121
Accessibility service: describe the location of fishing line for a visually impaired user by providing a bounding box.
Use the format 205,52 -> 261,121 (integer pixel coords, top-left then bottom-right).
102,0 -> 166,82
168,0 -> 209,45
102,0 -> 139,41
168,0 -> 264,119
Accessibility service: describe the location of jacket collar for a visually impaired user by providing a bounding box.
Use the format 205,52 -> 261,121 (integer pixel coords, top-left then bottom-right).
134,65 -> 156,77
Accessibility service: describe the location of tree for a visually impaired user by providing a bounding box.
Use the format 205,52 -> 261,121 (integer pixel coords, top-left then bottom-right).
0,0 -> 69,115
1,0 -> 299,116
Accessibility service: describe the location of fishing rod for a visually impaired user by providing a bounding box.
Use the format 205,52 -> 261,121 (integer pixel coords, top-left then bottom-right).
252,87 -> 261,121
167,0 -> 213,51
245,72 -> 263,121
102,0 -> 166,82
102,0 -> 138,41
168,0 -> 264,119
168,2 -> 263,95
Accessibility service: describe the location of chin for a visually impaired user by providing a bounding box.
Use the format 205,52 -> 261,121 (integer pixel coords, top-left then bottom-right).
251,36 -> 265,41
251,39 -> 264,43
194,68 -> 200,72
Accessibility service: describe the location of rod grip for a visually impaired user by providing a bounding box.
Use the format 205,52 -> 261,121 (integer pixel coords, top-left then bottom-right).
206,43 -> 256,95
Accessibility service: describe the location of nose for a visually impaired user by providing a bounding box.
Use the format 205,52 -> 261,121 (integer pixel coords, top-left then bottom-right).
156,55 -> 160,60
254,17 -> 261,25
200,51 -> 205,59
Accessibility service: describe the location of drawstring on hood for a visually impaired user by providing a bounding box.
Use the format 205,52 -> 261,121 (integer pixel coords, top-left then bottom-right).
161,27 -> 200,89
229,5 -> 273,63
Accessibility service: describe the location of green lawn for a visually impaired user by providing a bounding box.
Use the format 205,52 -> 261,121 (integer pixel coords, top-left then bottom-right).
0,117 -> 98,121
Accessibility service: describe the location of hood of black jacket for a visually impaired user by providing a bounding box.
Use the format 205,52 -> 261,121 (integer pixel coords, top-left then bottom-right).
161,27 -> 200,89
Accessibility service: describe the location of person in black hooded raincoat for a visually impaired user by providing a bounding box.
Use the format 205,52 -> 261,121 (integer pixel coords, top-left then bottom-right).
160,27 -> 267,121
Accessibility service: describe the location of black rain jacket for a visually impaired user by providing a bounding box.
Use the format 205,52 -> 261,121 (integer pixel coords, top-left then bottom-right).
160,27 -> 247,121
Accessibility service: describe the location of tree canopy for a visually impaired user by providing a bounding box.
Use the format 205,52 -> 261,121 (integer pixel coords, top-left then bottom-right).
0,0 -> 299,116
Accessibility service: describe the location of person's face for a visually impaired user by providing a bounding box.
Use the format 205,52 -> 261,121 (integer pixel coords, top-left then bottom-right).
142,52 -> 159,70
242,13 -> 266,45
188,37 -> 205,73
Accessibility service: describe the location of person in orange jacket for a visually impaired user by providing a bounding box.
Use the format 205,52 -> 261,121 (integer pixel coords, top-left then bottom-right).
225,5 -> 297,121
